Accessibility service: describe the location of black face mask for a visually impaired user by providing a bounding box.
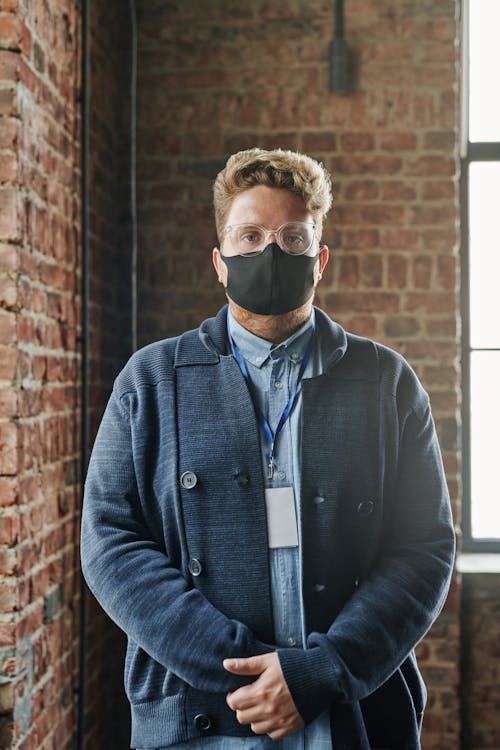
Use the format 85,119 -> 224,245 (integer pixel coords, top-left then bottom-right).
220,243 -> 319,316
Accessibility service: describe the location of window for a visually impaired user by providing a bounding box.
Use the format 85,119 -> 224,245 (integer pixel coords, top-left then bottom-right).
461,0 -> 500,550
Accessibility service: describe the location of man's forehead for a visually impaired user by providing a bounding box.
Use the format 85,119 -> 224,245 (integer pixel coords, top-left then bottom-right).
225,185 -> 312,225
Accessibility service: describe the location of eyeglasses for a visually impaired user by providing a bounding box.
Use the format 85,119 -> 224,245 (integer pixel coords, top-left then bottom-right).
221,221 -> 318,257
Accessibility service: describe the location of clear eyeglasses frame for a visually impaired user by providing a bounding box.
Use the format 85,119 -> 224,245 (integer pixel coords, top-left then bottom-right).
220,221 -> 319,257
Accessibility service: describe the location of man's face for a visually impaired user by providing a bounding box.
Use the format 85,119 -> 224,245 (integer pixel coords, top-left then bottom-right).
212,184 -> 329,297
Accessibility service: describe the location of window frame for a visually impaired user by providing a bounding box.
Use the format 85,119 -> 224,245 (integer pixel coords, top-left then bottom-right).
461,146 -> 500,552
460,1 -> 500,551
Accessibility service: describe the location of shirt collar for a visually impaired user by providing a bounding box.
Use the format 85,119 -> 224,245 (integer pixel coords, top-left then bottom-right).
228,308 -> 315,369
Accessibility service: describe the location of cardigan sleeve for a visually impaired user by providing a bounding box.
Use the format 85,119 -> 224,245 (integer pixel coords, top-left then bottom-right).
80,386 -> 273,695
277,389 -> 456,723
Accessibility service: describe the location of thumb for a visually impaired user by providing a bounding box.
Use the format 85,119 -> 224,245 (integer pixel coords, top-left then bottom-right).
223,655 -> 267,675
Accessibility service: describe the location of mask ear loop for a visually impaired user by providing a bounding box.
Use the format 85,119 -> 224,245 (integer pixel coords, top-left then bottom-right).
215,245 -> 226,283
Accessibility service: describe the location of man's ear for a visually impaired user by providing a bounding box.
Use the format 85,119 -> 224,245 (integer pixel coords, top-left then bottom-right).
212,247 -> 227,285
315,245 -> 329,281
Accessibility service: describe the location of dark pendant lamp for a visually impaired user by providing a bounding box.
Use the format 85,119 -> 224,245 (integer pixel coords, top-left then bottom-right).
329,0 -> 351,93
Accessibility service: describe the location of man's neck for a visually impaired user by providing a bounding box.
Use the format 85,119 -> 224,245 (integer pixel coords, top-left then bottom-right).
228,299 -> 313,344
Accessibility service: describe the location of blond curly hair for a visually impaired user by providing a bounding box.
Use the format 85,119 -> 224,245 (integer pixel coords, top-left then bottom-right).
213,148 -> 333,241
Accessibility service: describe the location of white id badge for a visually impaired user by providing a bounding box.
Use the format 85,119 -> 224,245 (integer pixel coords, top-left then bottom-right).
264,487 -> 299,548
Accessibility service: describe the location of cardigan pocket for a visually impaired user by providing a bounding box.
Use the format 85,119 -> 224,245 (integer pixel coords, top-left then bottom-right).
124,636 -> 186,706
360,660 -> 424,749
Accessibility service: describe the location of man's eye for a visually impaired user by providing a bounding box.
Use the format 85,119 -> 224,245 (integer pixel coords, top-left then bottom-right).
242,233 -> 260,243
284,234 -> 304,245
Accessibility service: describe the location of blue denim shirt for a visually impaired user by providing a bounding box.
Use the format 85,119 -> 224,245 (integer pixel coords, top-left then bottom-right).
156,310 -> 332,750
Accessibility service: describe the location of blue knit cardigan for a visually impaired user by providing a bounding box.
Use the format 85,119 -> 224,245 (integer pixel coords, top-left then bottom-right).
80,304 -> 455,750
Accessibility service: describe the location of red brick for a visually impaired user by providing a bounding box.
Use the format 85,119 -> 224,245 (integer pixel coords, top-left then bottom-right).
0,345 -> 17,379
381,228 -> 420,250
423,365 -> 457,388
0,621 -> 15,648
342,315 -> 377,338
424,317 -> 457,338
0,86 -> 16,116
0,187 -> 18,239
0,476 -> 17,507
423,131 -> 456,150
405,292 -> 456,314
340,133 -> 375,152
380,181 -> 417,201
437,255 -> 456,290
0,579 -> 17,610
18,248 -> 38,280
18,476 -> 39,510
0,50 -> 20,80
404,340 -> 458,363
0,150 -> 18,182
333,155 -> 403,175
413,255 -> 433,289
0,276 -> 17,308
388,255 -> 408,288
0,309 -> 16,344
17,313 -> 36,344
422,180 -> 455,200
0,386 -> 17,417
410,205 -> 456,225
342,229 -> 379,249
0,14 -> 22,50
0,117 -> 19,152
301,131 -> 336,153
338,255 -> 359,288
326,291 -> 400,313
406,156 -> 456,177
344,180 -> 379,200
18,387 -> 42,418
0,510 -> 19,544
421,228 -> 457,251
431,391 -> 459,413
384,316 -> 420,337
379,133 -> 417,151
15,348 -> 29,380
361,254 -> 383,287
337,205 -> 406,225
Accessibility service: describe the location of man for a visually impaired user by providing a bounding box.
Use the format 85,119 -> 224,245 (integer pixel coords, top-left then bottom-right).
81,148 -> 455,750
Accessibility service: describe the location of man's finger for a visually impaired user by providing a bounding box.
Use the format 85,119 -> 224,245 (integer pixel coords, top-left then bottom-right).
226,683 -> 259,711
223,655 -> 267,675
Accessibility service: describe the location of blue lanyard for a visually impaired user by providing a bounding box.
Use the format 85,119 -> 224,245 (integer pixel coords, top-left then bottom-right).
228,318 -> 315,479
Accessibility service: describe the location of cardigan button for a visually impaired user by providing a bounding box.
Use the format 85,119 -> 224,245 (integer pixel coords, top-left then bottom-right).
313,583 -> 326,593
180,471 -> 198,489
357,500 -> 374,516
188,558 -> 203,577
313,495 -> 325,505
234,472 -> 249,487
194,713 -> 212,731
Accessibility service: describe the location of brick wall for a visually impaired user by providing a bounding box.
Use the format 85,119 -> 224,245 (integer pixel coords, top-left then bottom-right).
461,574 -> 500,750
135,1 -> 461,749
6,1 -> 500,750
0,1 -> 81,748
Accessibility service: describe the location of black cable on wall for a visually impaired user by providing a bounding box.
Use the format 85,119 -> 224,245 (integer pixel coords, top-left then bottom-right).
76,1 -> 138,747
130,0 -> 138,353
76,0 -> 89,744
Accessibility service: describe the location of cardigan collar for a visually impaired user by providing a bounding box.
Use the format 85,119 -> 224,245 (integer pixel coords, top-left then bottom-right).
174,304 -> 348,373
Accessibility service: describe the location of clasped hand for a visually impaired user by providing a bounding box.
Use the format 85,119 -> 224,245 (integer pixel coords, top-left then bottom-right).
224,652 -> 304,740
